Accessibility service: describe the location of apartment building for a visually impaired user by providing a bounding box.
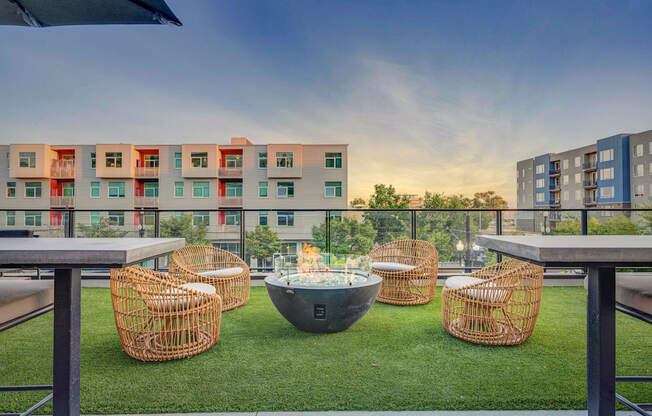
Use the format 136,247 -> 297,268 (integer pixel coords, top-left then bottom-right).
0,138 -> 348,265
517,129 -> 652,231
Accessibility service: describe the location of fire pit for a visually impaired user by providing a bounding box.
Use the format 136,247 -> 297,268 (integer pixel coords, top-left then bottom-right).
264,247 -> 381,333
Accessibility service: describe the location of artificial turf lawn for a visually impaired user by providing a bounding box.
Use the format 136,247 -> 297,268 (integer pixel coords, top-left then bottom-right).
0,286 -> 650,414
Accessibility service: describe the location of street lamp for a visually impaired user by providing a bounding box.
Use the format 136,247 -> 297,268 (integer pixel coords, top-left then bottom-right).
137,223 -> 145,238
456,240 -> 464,266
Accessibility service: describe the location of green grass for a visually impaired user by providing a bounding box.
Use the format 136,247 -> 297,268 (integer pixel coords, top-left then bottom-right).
1,287 -> 650,414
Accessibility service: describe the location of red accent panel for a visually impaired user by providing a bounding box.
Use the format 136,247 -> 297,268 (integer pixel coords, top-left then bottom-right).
55,149 -> 74,159
219,149 -> 242,167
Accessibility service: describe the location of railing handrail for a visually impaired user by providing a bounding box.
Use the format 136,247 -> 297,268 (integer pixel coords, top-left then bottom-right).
4,207 -> 652,212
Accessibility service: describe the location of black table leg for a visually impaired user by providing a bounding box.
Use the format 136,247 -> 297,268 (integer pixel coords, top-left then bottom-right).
586,265 -> 616,416
53,268 -> 81,416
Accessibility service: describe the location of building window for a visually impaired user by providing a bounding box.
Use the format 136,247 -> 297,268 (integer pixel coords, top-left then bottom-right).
191,152 -> 208,168
24,182 -> 41,198
225,212 -> 240,226
574,156 -> 581,168
258,152 -> 267,168
536,192 -> 545,202
90,182 -> 100,198
324,181 -> 342,197
6,152 -> 9,169
562,159 -> 569,170
535,164 -> 544,174
649,163 -> 652,175
174,152 -> 182,169
193,211 -> 209,226
562,175 -> 569,185
277,181 -> 294,198
90,152 -> 96,169
279,242 -> 296,255
575,173 -> 582,184
143,154 -> 159,167
600,186 -> 614,199
635,144 -> 644,157
259,211 -> 268,226
599,148 -> 614,162
535,178 -> 545,188
6,211 -> 15,226
634,164 -> 644,177
276,152 -> 293,168
521,182 -> 525,191
635,184 -> 645,197
174,182 -> 184,198
521,168 -> 525,177
575,189 -> 582,200
90,211 -> 100,225
278,211 -> 294,226
62,183 -> 74,197
25,212 -> 41,226
325,152 -> 342,168
105,152 -> 122,168
108,182 -> 125,198
19,152 -> 36,168
144,182 -> 159,197
225,154 -> 242,168
225,183 -> 242,198
108,211 -> 124,226
6,182 -> 15,198
192,181 -> 210,198
562,191 -> 569,201
600,167 -> 614,180
258,181 -> 268,197
213,242 -> 240,258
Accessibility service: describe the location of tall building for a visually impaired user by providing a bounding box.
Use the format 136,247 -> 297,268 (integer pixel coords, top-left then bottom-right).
0,138 -> 348,265
516,129 -> 652,231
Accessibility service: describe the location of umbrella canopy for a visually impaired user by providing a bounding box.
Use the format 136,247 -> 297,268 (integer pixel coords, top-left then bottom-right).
0,0 -> 181,27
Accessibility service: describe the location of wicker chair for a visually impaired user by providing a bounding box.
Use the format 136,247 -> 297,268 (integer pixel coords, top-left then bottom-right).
441,258 -> 543,345
110,265 -> 222,361
369,239 -> 438,305
169,245 -> 250,311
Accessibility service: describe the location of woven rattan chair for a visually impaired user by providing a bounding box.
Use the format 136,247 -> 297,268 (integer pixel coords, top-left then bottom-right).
110,265 -> 222,361
441,258 -> 543,345
169,245 -> 250,311
369,239 -> 438,305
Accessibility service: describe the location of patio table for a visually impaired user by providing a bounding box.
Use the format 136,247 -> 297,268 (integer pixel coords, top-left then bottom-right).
476,234 -> 652,416
0,237 -> 185,416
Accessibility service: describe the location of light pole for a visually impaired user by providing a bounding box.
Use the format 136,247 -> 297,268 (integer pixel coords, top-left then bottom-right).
456,240 -> 464,267
471,243 -> 479,268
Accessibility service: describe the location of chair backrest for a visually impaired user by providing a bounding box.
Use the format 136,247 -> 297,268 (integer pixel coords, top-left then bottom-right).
369,239 -> 438,267
470,258 -> 528,304
170,245 -> 246,274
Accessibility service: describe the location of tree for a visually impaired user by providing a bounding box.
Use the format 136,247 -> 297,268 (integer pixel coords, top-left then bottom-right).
471,191 -> 508,209
365,184 -> 411,244
77,217 -> 128,238
350,197 -> 366,208
552,215 -> 640,235
158,214 -> 210,246
245,225 -> 280,263
312,217 -> 377,255
367,184 -> 410,208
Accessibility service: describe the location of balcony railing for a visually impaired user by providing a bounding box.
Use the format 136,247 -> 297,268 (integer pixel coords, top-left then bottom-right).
134,195 -> 159,207
583,160 -> 597,171
219,196 -> 243,207
51,160 -> 75,178
218,224 -> 240,233
135,166 -> 159,178
583,179 -> 598,188
549,183 -> 560,192
549,167 -> 561,176
549,199 -> 561,207
50,195 -> 74,207
584,197 -> 597,205
219,167 -> 243,178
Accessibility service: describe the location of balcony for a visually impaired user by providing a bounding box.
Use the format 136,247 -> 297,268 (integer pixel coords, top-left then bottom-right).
583,160 -> 597,171
51,160 -> 75,178
218,196 -> 243,207
583,179 -> 598,188
50,195 -> 74,207
219,167 -> 243,178
549,167 -> 561,176
135,166 -> 159,178
549,183 -> 560,192
218,224 -> 240,233
548,199 -> 561,207
584,197 -> 597,206
134,195 -> 159,207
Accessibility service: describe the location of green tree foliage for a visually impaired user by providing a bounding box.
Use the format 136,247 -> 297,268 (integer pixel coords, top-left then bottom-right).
552,215 -> 641,235
350,197 -> 366,208
246,225 -> 281,263
365,184 -> 411,244
77,217 -> 128,238
158,214 -> 210,246
312,217 -> 377,255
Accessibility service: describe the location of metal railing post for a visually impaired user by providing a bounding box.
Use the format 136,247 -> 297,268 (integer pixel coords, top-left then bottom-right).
581,209 -> 588,235
410,210 -> 417,240
154,210 -> 160,271
66,210 -> 74,238
325,210 -> 331,259
240,210 -> 246,265
495,210 -> 502,263
464,211 -> 471,273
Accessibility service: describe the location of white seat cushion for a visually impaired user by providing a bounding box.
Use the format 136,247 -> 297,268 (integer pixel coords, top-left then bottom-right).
180,283 -> 216,295
445,275 -> 504,303
370,262 -> 415,272
149,283 -> 216,311
198,267 -> 244,278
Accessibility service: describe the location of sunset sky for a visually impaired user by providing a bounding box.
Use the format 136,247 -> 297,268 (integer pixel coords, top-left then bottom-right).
1,0 -> 652,206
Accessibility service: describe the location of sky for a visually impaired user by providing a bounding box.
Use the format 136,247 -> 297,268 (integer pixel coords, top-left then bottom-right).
1,0 -> 652,206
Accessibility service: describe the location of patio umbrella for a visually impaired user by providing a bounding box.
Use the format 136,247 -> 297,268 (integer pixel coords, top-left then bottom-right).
0,0 -> 181,27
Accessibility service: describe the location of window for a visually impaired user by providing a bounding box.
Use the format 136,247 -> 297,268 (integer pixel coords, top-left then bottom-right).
258,152 -> 267,168
575,173 -> 582,184
635,184 -> 645,197
6,211 -> 15,226
24,182 -> 41,198
225,154 -> 242,168
62,182 -> 74,197
575,189 -> 582,200
213,242 -> 240,258
143,154 -> 159,167
142,212 -> 155,226
599,148 -> 614,162
19,152 -> 36,168
649,163 -> 652,175
634,144 -> 643,157
144,182 -> 159,197
174,152 -> 182,169
535,178 -> 545,188
25,212 -> 41,226
325,152 -> 342,168
563,191 -> 569,201
105,152 -> 122,168
521,168 -> 525,177
108,211 -> 124,226
225,212 -> 240,226
90,211 -> 100,225
277,181 -> 294,198
258,181 -> 268,197
192,181 -> 210,198
90,182 -> 100,198
521,182 -> 525,190
276,152 -> 293,168
90,152 -> 96,169
535,164 -> 544,174
278,211 -> 294,226
6,152 -> 9,169
191,152 -> 208,168
562,175 -> 569,185
600,186 -> 614,199
324,181 -> 342,197
634,164 -> 644,177
575,156 -> 581,168
259,211 -> 268,226
225,183 -> 242,197
562,159 -> 569,170
193,211 -> 209,226
174,182 -> 184,198
536,192 -> 545,202
6,182 -> 15,198
108,182 -> 125,198
600,167 -> 614,180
